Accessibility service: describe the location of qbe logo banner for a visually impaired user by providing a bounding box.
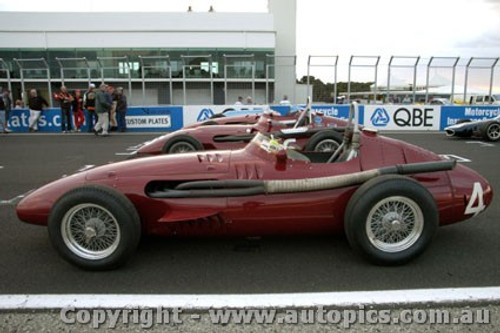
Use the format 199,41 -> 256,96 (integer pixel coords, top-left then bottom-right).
364,105 -> 441,131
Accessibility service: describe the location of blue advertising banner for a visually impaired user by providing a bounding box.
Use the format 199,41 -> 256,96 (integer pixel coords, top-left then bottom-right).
311,105 -> 352,120
269,105 -> 291,116
7,108 -> 62,132
440,106 -> 500,130
7,106 -> 183,133
12,104 -> 499,132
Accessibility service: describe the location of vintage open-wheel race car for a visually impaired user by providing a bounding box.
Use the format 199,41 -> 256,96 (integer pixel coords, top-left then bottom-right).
16,103 -> 492,270
134,100 -> 347,156
444,114 -> 500,141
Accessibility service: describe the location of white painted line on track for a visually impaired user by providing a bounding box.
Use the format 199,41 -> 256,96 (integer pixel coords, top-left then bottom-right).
76,165 -> 95,172
0,190 -> 34,205
439,154 -> 471,163
466,141 -> 495,147
1,287 -> 499,310
115,152 -> 136,156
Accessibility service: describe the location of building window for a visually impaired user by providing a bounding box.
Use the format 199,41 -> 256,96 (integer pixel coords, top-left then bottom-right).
119,61 -> 139,75
201,62 -> 218,75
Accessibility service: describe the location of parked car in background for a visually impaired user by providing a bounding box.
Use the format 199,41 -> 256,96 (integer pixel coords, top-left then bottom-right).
469,94 -> 500,105
430,98 -> 452,105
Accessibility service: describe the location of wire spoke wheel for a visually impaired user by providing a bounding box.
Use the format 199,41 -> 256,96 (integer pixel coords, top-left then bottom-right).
314,139 -> 340,152
61,203 -> 120,260
366,196 -> 424,253
169,141 -> 196,153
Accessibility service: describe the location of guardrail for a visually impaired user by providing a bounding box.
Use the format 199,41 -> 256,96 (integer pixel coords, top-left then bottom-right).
6,104 -> 500,133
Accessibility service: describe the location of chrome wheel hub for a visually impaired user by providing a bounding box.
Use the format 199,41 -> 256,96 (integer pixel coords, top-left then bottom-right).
366,196 -> 424,253
315,139 -> 339,152
61,204 -> 120,260
170,142 -> 196,153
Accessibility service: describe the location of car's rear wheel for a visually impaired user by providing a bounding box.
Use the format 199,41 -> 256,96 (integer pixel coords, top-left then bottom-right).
344,175 -> 438,265
164,136 -> 204,154
484,122 -> 500,142
304,131 -> 343,152
314,138 -> 340,152
48,185 -> 141,270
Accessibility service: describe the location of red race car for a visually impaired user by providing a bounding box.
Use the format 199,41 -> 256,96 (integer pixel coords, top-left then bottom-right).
183,109 -> 283,128
17,104 -> 493,270
135,102 -> 347,157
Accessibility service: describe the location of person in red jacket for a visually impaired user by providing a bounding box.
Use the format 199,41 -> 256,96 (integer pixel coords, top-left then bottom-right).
53,86 -> 74,133
72,89 -> 85,132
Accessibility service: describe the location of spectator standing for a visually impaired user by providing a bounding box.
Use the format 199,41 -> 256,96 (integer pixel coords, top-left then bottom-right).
53,86 -> 74,133
402,95 -> 412,104
72,89 -> 85,132
28,89 -> 49,132
3,90 -> 12,132
234,96 -> 243,105
114,87 -> 128,132
83,83 -> 97,132
245,96 -> 253,105
94,83 -> 112,137
107,85 -> 118,131
15,99 -> 24,109
0,91 -> 6,133
279,94 -> 291,105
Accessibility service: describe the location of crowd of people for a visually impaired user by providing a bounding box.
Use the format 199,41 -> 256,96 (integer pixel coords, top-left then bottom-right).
14,83 -> 128,135
1,88 -> 290,135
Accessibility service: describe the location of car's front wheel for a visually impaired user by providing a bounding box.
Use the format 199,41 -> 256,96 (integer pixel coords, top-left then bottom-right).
484,122 -> 500,142
48,185 -> 141,270
344,175 -> 438,265
164,136 -> 204,154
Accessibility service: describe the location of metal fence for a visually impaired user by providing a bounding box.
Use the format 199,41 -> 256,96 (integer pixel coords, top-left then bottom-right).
1,54 -> 499,107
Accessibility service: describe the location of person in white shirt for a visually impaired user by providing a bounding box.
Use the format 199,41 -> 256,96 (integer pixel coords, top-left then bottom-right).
234,96 -> 243,105
279,95 -> 291,105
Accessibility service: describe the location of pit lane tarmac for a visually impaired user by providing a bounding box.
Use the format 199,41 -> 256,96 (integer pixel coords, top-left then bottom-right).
0,132 -> 498,296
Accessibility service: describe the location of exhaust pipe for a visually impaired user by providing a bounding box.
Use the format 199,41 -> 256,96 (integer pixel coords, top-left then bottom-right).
148,160 -> 456,198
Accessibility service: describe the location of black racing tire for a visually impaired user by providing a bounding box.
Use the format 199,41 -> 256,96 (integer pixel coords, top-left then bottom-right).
344,175 -> 438,266
483,122 -> 500,142
304,130 -> 343,152
48,185 -> 141,270
221,108 -> 235,114
163,135 -> 204,154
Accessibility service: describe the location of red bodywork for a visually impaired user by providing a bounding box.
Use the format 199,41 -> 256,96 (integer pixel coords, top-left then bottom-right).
17,130 -> 493,237
183,111 -> 282,128
136,111 -> 347,156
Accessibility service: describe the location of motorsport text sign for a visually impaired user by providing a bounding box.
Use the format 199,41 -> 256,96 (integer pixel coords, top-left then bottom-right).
364,105 -> 441,131
124,106 -> 183,132
127,115 -> 171,128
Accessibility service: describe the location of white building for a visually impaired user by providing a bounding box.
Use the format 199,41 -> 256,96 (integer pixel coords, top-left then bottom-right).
0,0 -> 298,106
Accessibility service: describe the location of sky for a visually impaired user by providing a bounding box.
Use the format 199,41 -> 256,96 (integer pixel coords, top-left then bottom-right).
1,0 -> 499,90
